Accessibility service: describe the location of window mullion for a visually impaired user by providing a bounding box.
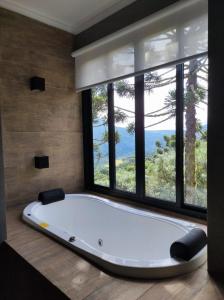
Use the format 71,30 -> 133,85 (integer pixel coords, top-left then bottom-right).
135,75 -> 145,199
82,89 -> 94,189
108,83 -> 116,190
176,64 -> 184,208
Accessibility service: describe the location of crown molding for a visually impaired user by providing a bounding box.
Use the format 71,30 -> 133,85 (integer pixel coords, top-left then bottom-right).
0,0 -> 136,34
71,0 -> 136,33
0,0 -> 74,33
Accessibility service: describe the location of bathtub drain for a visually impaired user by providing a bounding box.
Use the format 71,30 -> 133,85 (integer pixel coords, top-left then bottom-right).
98,239 -> 103,247
69,236 -> 76,243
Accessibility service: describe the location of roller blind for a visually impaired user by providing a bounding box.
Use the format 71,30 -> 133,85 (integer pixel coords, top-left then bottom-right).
72,0 -> 208,91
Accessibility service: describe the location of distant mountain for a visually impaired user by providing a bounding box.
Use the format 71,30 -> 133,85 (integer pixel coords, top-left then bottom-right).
93,126 -> 175,161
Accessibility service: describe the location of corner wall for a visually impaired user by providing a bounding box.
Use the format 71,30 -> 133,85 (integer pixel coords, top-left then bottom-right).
0,114 -> 6,241
208,0 -> 224,275
0,8 -> 84,206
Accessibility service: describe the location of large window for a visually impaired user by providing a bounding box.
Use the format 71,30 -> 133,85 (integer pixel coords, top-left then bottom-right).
92,85 -> 109,187
83,55 -> 208,217
114,77 -> 136,193
184,57 -> 208,208
144,67 -> 176,202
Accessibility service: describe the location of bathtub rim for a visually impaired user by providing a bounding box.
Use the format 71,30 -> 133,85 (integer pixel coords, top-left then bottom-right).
22,193 -> 207,279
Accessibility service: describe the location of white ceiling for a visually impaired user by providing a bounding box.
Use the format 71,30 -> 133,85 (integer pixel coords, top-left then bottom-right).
0,0 -> 136,34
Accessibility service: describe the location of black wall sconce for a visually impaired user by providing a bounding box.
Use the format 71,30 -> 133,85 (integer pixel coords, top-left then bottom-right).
30,77 -> 45,91
34,156 -> 49,169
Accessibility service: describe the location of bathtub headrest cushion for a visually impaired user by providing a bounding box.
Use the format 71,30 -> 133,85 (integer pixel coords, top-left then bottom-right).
170,228 -> 207,261
38,188 -> 65,205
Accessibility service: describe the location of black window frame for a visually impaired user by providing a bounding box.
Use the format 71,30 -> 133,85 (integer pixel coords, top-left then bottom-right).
82,54 -> 208,220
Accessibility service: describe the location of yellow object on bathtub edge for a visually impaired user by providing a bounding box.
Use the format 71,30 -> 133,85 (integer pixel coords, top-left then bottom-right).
39,222 -> 49,229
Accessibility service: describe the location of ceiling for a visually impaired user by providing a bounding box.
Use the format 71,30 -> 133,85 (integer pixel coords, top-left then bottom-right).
0,0 -> 136,34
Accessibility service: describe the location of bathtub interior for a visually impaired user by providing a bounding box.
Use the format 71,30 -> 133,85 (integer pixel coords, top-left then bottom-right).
23,194 -> 205,264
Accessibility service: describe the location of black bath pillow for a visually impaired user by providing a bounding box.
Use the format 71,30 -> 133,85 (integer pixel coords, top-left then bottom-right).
170,228 -> 207,261
38,188 -> 65,205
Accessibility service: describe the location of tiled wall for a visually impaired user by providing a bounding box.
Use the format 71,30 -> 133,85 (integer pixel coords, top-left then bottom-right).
0,8 -> 84,206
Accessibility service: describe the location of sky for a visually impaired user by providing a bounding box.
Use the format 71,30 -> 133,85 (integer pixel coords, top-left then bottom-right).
114,68 -> 208,131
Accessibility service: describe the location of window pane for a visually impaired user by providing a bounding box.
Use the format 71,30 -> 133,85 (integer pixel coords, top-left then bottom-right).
144,67 -> 176,201
184,57 -> 208,207
114,77 -> 136,192
92,85 -> 109,187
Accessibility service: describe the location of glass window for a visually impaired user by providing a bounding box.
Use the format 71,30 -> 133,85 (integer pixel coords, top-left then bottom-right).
144,67 -> 176,201
86,54 -> 208,216
184,57 -> 208,207
92,85 -> 109,187
114,77 -> 136,192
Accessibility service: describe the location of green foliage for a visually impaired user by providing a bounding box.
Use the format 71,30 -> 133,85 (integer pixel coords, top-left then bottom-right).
114,80 -> 135,98
145,148 -> 176,201
92,58 -> 208,208
92,86 -> 108,123
114,109 -> 127,123
191,140 -> 207,206
116,158 -> 136,192
115,131 -> 120,144
94,164 -> 110,187
94,131 -> 207,207
155,141 -> 162,148
184,86 -> 206,107
126,122 -> 135,135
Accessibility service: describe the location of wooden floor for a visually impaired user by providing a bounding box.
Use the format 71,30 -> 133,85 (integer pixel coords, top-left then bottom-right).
6,205 -> 224,300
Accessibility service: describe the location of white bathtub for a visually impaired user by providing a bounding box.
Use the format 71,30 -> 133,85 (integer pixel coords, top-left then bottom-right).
23,193 -> 207,279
